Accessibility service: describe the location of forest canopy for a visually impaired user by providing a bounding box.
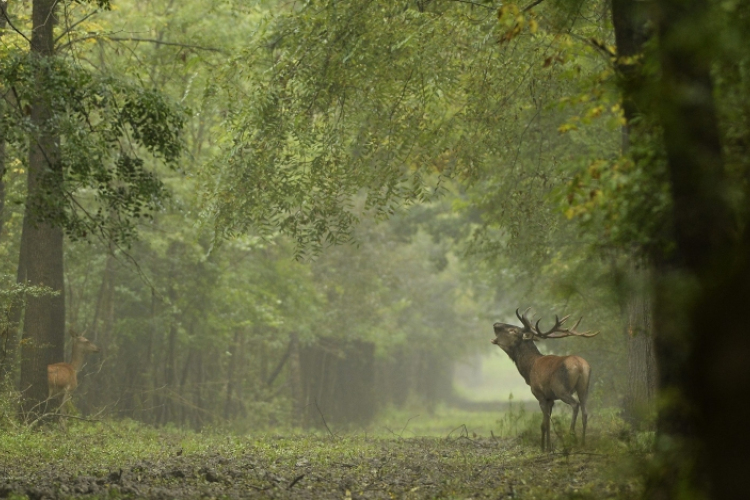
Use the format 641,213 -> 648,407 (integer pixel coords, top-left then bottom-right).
2,0 -> 749,498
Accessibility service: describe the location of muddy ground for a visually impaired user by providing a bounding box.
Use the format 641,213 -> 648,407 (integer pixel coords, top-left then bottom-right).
0,435 -> 640,499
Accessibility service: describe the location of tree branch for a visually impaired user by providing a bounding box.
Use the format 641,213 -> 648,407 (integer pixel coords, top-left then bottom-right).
447,0 -> 496,9
55,9 -> 100,44
108,36 -> 224,53
522,0 -> 546,12
58,34 -> 225,53
0,2 -> 31,44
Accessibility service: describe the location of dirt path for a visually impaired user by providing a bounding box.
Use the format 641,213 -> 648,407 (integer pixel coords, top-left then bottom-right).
0,436 -> 639,499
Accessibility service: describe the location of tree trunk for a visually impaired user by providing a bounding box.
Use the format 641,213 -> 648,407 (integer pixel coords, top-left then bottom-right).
288,333 -> 304,427
162,317 -> 178,424
195,351 -> 204,429
0,0 -> 14,385
648,0 -> 735,496
0,0 -> 7,240
624,281 -> 657,426
610,0 -> 658,429
18,0 -> 66,422
224,329 -> 241,421
82,248 -> 115,412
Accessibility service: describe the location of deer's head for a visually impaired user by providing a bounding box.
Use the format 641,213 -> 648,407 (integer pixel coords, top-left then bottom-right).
491,308 -> 599,352
70,329 -> 100,354
491,308 -> 536,353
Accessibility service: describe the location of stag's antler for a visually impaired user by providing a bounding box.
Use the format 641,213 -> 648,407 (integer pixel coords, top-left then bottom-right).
533,315 -> 599,339
515,308 -> 535,331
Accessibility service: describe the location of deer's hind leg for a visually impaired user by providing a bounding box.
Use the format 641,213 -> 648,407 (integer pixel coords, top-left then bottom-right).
559,393 -> 581,438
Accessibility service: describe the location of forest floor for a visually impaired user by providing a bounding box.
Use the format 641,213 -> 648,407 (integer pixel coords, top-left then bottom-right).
0,408 -> 649,499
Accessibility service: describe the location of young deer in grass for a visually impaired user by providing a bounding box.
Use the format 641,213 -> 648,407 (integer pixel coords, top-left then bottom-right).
47,330 -> 99,415
492,308 -> 598,451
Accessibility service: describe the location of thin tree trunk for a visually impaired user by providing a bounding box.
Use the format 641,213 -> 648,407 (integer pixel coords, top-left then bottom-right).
18,0 -> 66,421
163,317 -> 178,424
179,347 -> 193,426
195,351 -> 204,428
0,0 -> 15,382
146,287 -> 157,425
288,333 -> 303,427
266,340 -> 292,387
224,329 -> 241,421
84,249 -> 115,411
0,0 -> 8,240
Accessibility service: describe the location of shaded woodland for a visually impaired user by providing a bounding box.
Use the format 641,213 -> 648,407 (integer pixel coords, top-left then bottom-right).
2,0 -> 750,498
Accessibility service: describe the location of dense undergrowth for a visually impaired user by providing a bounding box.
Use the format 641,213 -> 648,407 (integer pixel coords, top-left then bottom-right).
0,405 -> 650,499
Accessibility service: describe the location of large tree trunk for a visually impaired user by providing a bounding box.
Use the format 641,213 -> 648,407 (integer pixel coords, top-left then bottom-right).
18,0 -> 66,422
610,0 -> 658,428
649,0 -> 738,497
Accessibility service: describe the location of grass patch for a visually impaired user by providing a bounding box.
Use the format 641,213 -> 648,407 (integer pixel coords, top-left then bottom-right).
0,407 -> 649,499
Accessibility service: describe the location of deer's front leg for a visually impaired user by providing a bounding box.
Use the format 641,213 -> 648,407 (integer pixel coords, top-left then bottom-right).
539,399 -> 554,451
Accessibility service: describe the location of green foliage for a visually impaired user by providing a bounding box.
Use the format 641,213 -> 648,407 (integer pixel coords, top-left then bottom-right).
0,49 -> 184,244
206,1 -> 510,254
0,274 -> 58,354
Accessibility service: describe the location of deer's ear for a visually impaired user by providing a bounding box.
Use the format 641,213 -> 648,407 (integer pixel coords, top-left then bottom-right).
521,330 -> 535,340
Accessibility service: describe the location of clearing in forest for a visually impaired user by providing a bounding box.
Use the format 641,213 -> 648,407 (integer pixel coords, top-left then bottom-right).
0,410 -> 646,499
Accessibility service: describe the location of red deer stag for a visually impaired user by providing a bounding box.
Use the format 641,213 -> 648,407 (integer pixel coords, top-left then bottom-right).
491,308 -> 598,451
48,330 -> 99,416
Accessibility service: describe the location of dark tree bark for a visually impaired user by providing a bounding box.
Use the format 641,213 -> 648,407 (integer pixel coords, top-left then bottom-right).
648,0 -> 737,497
610,0 -> 659,429
18,0 -> 66,421
611,0 -> 650,143
653,0 -> 730,435
624,275 -> 657,426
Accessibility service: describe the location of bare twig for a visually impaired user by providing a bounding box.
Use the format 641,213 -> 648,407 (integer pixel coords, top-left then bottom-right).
288,474 -> 305,489
398,414 -> 420,438
312,400 -> 335,438
522,0 -> 546,12
551,450 -> 607,457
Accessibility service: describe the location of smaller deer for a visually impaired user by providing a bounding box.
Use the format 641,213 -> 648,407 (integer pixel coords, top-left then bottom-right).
47,330 -> 99,414
492,309 -> 598,451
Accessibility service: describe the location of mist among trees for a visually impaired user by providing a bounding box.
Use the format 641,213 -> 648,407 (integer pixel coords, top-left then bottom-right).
1,0 -> 748,498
